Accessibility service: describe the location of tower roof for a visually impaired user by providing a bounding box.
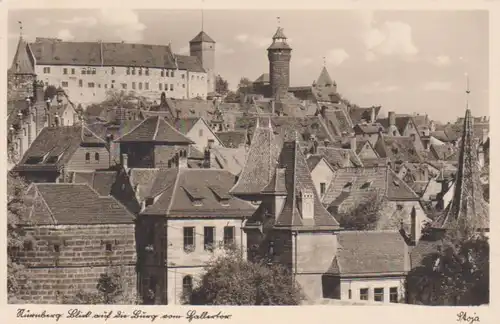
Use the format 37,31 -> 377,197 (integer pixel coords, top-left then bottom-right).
435,109 -> 489,230
268,27 -> 292,51
189,31 -> 216,44
10,36 -> 35,75
272,27 -> 287,40
316,67 -> 334,87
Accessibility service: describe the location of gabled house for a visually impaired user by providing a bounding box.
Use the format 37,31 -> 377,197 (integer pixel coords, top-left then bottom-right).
116,115 -> 195,169
12,125 -> 110,183
173,117 -> 223,152
316,145 -> 363,169
353,123 -> 385,145
13,183 -> 136,304
46,88 -> 79,127
306,155 -> 336,199
374,134 -> 423,165
349,106 -> 382,125
377,112 -> 425,151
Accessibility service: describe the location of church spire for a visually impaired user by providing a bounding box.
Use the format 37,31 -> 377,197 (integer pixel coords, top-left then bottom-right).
10,22 -> 35,75
437,75 -> 489,231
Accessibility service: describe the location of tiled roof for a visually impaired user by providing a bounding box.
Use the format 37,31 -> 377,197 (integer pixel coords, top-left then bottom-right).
321,108 -> 353,137
141,169 -> 256,217
116,116 -> 194,143
349,106 -> 381,125
29,39 -> 202,72
23,183 -> 134,225
322,166 -> 419,208
14,125 -> 106,172
189,31 -> 216,43
429,144 -> 457,161
155,98 -> 216,120
174,117 -> 200,134
210,146 -> 247,176
272,27 -> 287,39
216,130 -> 248,148
230,121 -> 281,195
410,230 -> 446,269
328,231 -> 407,276
353,123 -> 384,135
72,171 -> 117,196
254,73 -> 270,84
316,146 -> 363,168
316,67 -> 334,87
434,109 -> 489,230
374,136 -> 422,163
306,155 -> 324,171
10,37 -> 35,74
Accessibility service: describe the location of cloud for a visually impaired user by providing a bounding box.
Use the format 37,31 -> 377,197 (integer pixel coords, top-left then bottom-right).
235,34 -> 249,43
57,29 -> 75,41
217,43 -> 235,55
360,12 -> 418,60
59,16 -> 98,28
432,55 -> 452,67
98,9 -> 146,42
361,81 -> 400,94
326,48 -> 349,66
422,81 -> 453,91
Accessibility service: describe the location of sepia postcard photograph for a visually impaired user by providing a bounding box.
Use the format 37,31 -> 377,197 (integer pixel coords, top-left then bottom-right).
2,0 -> 496,323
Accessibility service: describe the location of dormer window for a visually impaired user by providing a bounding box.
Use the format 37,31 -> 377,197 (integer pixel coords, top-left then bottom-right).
145,197 -> 154,207
360,181 -> 373,189
342,182 -> 353,191
183,186 -> 204,206
209,185 -> 231,206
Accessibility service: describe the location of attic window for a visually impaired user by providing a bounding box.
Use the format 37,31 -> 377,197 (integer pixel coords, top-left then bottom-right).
45,155 -> 59,164
183,186 -> 204,206
26,156 -> 44,164
145,198 -> 154,207
360,181 -> 373,189
393,180 -> 400,187
210,185 -> 231,206
343,182 -> 353,191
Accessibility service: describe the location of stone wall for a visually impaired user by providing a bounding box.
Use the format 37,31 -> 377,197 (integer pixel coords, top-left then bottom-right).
268,51 -> 291,99
14,224 -> 137,304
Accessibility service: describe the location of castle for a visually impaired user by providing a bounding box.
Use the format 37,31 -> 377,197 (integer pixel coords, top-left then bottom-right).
9,30 -> 217,107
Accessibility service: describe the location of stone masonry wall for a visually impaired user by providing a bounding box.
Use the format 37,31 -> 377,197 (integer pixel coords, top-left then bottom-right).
268,51 -> 291,99
14,224 -> 137,304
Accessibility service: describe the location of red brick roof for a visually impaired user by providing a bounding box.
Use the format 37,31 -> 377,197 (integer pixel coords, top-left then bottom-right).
116,116 -> 194,143
328,231 -> 407,276
23,183 -> 134,225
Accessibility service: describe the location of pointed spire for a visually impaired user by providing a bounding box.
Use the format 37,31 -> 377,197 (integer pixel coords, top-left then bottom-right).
316,66 -> 334,87
437,86 -> 489,230
10,25 -> 35,75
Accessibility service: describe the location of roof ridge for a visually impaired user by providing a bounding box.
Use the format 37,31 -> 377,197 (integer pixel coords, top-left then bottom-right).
159,115 -> 195,141
34,185 -> 58,225
114,117 -> 147,141
153,116 -> 161,141
82,124 -> 107,143
166,168 -> 182,215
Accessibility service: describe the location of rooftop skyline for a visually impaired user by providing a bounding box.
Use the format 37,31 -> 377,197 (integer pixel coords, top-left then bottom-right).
7,9 -> 489,122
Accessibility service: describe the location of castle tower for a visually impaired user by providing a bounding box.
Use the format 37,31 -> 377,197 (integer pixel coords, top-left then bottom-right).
8,25 -> 37,101
189,30 -> 216,95
267,23 -> 292,101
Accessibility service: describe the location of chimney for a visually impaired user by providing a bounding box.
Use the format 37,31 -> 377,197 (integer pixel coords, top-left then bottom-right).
34,80 -> 44,103
371,106 -> 376,123
122,153 -> 129,170
350,136 -> 356,152
178,150 -> 188,168
298,188 -> 314,220
388,111 -> 396,127
311,140 -> 318,154
410,206 -> 421,245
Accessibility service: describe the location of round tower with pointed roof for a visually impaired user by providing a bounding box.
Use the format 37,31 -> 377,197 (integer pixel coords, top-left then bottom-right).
8,33 -> 37,101
267,26 -> 292,101
189,31 -> 216,94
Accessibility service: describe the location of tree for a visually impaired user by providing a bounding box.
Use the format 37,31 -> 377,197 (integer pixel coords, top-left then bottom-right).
223,91 -> 239,103
44,85 -> 58,101
331,192 -> 387,230
406,221 -> 489,306
7,171 -> 33,303
215,75 -> 229,95
185,247 -> 304,305
62,266 -> 139,304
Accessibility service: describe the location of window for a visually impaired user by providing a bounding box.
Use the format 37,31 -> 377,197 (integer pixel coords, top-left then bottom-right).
198,129 -> 203,137
348,289 -> 352,299
95,152 -> 100,161
374,288 -> 384,302
53,244 -> 60,253
43,67 -> 51,73
122,83 -> 127,90
161,70 -> 165,77
88,82 -> 95,88
223,226 -> 235,246
159,83 -> 162,91
138,82 -> 143,90
63,68 -> 68,75
171,71 -> 175,77
61,81 -> 68,88
111,67 -> 116,75
132,68 -> 136,75
138,68 -> 142,76
360,288 -> 369,300
85,152 -> 91,163
81,68 -> 86,75
145,82 -> 149,90
320,182 -> 326,196
182,276 -> 193,303
92,68 -> 96,75
79,79 -> 83,87
71,68 -> 75,75
183,227 -> 195,251
170,84 -> 174,91
165,84 -> 168,91
182,84 -> 186,88
126,67 -> 130,75
132,82 -> 136,90
204,227 -> 215,251
182,74 -> 185,79
105,84 -> 108,89
105,243 -> 112,252
390,287 -> 398,303
145,68 -> 149,76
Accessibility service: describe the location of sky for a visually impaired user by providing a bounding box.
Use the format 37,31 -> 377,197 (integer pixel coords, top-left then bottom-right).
7,9 -> 489,122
